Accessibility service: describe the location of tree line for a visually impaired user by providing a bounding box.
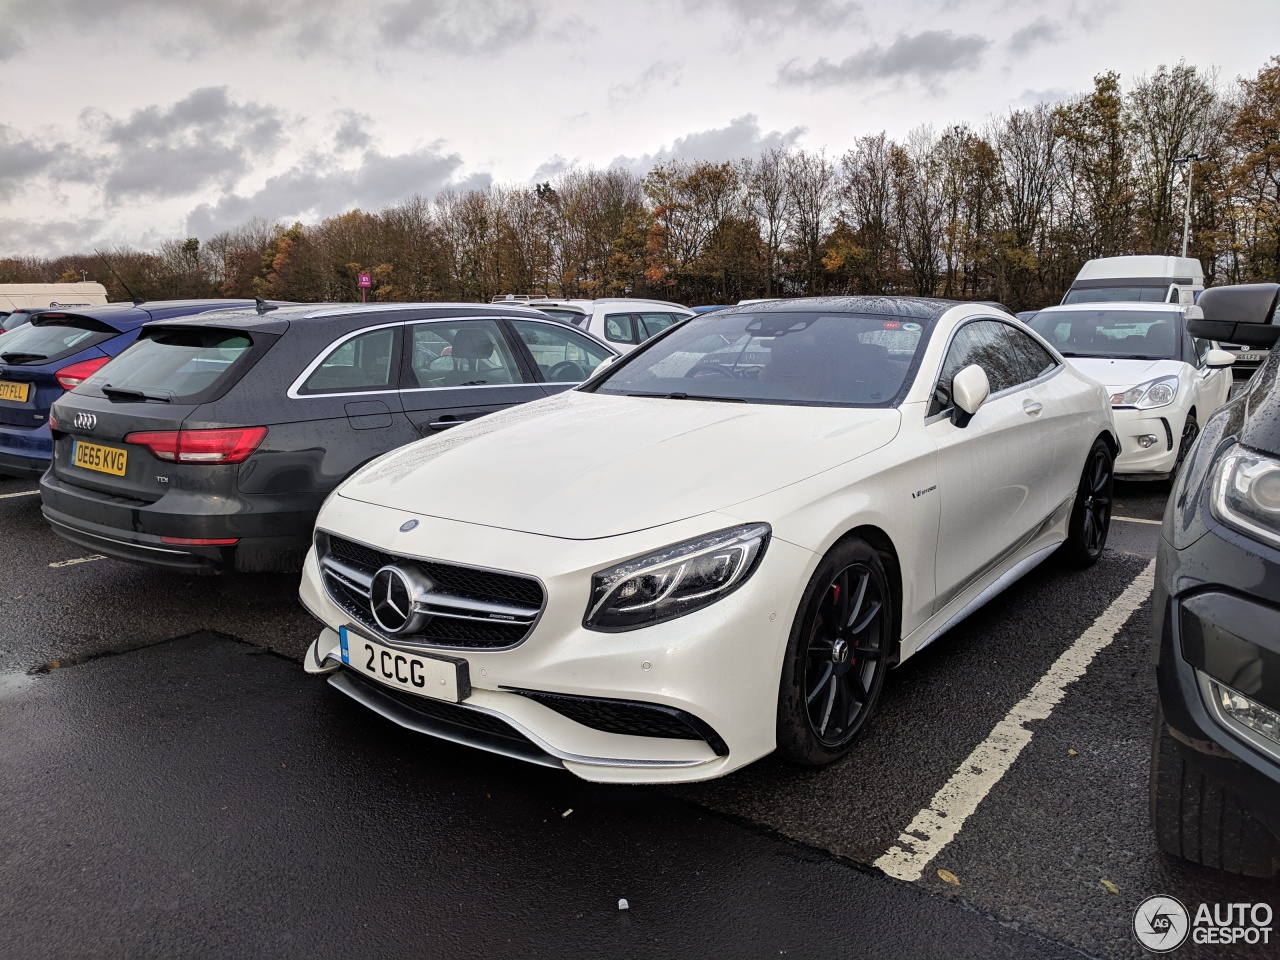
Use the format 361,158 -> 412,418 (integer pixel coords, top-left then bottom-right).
4,58 -> 1277,313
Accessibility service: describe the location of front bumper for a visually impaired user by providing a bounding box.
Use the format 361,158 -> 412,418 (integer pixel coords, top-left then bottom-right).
1153,524 -> 1280,846
1112,407 -> 1181,477
299,496 -> 817,783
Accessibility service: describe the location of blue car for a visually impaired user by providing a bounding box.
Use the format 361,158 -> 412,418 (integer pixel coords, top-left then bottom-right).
0,300 -> 264,478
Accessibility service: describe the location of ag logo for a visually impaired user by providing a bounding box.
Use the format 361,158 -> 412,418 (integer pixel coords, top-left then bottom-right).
1134,895 -> 1190,952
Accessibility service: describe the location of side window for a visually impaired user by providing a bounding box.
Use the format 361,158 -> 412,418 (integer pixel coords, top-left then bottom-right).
509,320 -> 613,382
300,327 -> 397,394
1003,325 -> 1057,384
1192,336 -> 1211,366
603,313 -> 638,344
405,319 -> 523,389
638,312 -> 679,339
930,320 -> 1024,415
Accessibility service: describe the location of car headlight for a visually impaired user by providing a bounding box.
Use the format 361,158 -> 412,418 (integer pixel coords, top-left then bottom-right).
584,523 -> 770,632
1110,376 -> 1179,409
1211,445 -> 1280,549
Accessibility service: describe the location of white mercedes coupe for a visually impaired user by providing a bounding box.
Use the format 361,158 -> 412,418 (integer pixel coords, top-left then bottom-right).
1027,302 -> 1234,478
299,298 -> 1118,783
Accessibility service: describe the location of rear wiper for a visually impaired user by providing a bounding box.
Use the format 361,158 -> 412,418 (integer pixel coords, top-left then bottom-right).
101,385 -> 172,403
0,352 -> 47,364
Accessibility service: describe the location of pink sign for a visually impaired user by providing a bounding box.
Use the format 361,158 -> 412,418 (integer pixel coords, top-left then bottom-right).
357,272 -> 372,288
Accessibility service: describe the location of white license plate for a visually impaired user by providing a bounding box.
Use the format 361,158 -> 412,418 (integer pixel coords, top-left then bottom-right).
340,626 -> 470,702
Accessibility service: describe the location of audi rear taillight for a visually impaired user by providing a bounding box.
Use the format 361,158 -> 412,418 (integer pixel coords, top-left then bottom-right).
55,356 -> 111,390
124,426 -> 267,464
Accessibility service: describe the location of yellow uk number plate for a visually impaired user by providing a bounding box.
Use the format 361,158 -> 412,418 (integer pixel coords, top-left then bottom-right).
0,380 -> 30,403
72,440 -> 128,476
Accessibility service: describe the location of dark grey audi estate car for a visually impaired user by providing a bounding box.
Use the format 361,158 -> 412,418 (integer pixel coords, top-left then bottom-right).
40,302 -> 616,573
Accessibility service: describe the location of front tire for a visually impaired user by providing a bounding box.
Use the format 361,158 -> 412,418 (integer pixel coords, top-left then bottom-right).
776,538 -> 894,766
1150,702 -> 1279,877
1060,437 -> 1114,567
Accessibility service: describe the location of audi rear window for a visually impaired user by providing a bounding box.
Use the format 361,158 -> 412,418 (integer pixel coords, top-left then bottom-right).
0,315 -> 117,365
78,329 -> 261,403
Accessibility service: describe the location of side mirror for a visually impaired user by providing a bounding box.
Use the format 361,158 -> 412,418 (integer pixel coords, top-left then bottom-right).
950,364 -> 990,428
1188,283 -> 1280,347
1206,349 -> 1236,369
595,355 -> 616,372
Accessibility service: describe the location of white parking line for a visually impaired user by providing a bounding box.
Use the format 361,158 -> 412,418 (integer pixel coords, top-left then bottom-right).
49,555 -> 106,569
874,561 -> 1156,882
0,490 -> 40,500
1113,516 -> 1161,526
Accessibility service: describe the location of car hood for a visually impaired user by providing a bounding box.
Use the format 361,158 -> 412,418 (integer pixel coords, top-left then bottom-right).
1066,357 -> 1184,391
338,391 -> 901,539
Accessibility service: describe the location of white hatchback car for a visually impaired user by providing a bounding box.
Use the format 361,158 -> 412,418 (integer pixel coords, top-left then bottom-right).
300,299 -> 1117,783
1027,302 -> 1234,478
528,298 -> 694,354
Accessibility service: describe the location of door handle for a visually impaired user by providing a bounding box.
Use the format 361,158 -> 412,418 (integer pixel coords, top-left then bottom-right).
428,418 -> 469,430
1022,399 -> 1043,416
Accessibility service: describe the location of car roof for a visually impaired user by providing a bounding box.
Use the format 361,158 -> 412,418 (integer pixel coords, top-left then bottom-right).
1036,302 -> 1186,314
32,299 -> 264,332
150,301 -> 580,335
713,296 -> 961,321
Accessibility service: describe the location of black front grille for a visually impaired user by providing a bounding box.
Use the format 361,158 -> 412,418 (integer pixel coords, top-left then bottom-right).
328,535 -> 543,607
320,533 -> 544,650
511,689 -> 729,756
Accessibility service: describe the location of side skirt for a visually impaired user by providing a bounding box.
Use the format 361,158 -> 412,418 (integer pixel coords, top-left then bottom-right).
900,541 -> 1062,662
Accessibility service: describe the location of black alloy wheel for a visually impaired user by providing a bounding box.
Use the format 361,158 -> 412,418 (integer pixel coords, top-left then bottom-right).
777,538 -> 893,765
1173,412 -> 1199,477
1061,437 -> 1114,567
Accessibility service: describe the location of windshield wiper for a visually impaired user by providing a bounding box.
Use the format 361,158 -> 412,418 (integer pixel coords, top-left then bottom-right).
101,385 -> 172,403
624,391 -> 746,402
0,351 -> 47,364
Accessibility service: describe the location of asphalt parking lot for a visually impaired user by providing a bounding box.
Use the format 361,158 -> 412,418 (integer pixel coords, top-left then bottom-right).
1,473 -> 1275,958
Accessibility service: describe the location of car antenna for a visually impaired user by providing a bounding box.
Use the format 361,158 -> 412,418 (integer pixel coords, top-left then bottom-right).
255,297 -> 278,316
94,248 -> 144,305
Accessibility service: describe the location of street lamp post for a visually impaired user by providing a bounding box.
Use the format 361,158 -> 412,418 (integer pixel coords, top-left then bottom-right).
1173,154 -> 1203,258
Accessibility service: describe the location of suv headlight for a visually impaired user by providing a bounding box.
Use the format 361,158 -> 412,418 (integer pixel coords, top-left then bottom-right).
584,523 -> 770,631
1110,376 -> 1179,409
1211,445 -> 1280,549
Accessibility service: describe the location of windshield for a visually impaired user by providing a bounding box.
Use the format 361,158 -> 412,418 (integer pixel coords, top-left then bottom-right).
1061,285 -> 1172,305
80,329 -> 255,402
1028,309 -> 1182,360
592,310 -> 931,406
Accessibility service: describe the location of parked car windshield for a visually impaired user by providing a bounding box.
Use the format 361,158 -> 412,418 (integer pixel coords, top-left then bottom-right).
1028,309 -> 1182,360
592,310 -> 931,406
1061,285 -> 1172,304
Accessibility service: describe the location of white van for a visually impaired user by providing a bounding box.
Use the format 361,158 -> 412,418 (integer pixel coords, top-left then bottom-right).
1061,256 -> 1203,307
0,283 -> 109,322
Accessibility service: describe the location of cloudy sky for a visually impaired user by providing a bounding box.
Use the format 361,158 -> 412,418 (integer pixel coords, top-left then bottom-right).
1,0 -> 1276,257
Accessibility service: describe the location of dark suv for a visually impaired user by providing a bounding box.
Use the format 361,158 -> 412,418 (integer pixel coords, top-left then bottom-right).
1150,283 -> 1280,876
41,302 -> 615,573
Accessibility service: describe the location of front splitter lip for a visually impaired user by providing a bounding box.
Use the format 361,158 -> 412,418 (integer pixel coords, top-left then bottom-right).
315,646 -> 718,772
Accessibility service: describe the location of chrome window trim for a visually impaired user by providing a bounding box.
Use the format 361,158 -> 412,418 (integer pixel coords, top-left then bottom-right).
286,319 -> 406,399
